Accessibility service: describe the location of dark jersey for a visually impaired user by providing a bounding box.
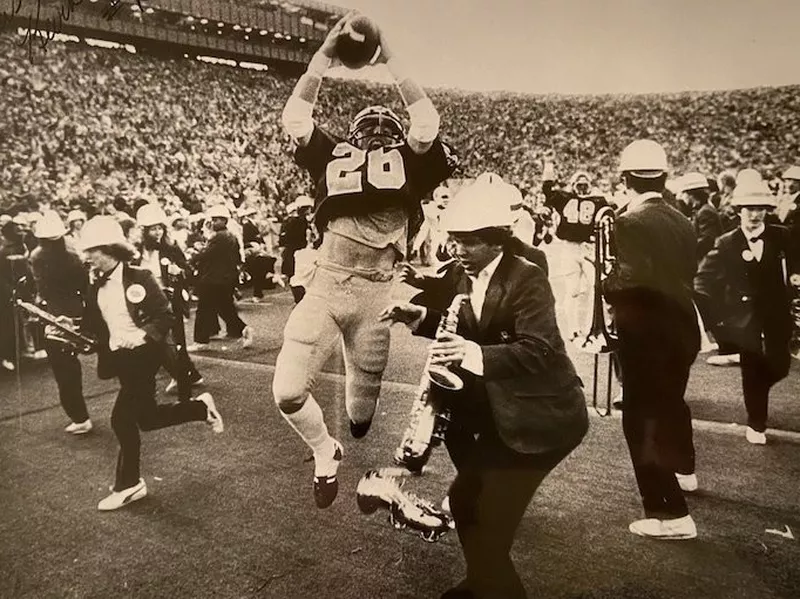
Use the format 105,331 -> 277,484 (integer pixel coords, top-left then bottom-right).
543,181 -> 608,243
294,126 -> 457,236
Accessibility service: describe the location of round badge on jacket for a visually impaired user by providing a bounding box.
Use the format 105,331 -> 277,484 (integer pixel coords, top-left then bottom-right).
741,249 -> 754,262
126,284 -> 147,304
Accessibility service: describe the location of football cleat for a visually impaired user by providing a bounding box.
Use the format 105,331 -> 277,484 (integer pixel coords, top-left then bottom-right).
313,440 -> 343,509
357,469 -> 452,542
349,418 -> 372,439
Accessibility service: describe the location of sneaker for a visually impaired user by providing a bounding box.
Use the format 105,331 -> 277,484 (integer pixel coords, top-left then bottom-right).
65,419 -> 93,435
705,354 -> 740,366
32,349 -> 48,360
356,469 -> 452,540
209,332 -> 227,341
1,360 -> 15,371
629,515 -> 697,540
745,426 -> 767,445
98,478 -> 147,511
241,326 -> 254,349
676,473 -> 698,493
350,418 -> 372,439
195,392 -> 224,433
313,439 -> 343,509
187,343 -> 212,352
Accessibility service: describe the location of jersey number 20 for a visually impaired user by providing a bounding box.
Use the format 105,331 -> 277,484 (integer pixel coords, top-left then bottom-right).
326,143 -> 406,196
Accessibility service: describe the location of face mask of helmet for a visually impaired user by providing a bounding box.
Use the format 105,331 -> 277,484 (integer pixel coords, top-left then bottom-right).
348,108 -> 405,151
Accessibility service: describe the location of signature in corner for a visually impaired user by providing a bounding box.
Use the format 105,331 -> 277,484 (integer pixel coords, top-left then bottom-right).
1,0 -> 144,63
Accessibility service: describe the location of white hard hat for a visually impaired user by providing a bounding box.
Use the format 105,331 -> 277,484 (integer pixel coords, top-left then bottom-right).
735,168 -> 763,187
730,179 -> 776,208
136,203 -> 168,227
28,212 -> 43,224
12,213 -> 29,226
206,204 -> 231,220
66,209 -> 86,223
440,172 -> 515,232
619,139 -> 668,176
782,165 -> 800,180
680,172 -> 708,192
34,211 -> 67,240
295,195 -> 314,209
80,215 -> 130,250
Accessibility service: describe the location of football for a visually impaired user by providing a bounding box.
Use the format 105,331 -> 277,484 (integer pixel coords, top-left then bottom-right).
335,14 -> 380,69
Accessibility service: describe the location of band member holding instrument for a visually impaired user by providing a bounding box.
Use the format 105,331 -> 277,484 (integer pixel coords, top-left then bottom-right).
135,204 -> 204,401
695,179 -> 795,445
79,216 -> 224,511
380,175 -> 587,599
275,14 -> 457,510
29,211 -> 93,434
605,140 -> 700,540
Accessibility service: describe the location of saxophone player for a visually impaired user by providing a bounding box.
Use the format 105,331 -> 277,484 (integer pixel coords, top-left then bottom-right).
29,211 -> 93,434
380,175 -> 587,599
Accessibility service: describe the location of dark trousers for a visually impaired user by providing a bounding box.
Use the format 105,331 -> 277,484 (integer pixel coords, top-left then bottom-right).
445,423 -> 575,599
111,344 -> 206,490
245,255 -> 276,298
0,298 -> 18,361
161,341 -> 202,402
290,286 -> 306,304
740,350 -> 787,432
193,282 -> 245,343
615,303 -> 698,519
44,340 -> 88,423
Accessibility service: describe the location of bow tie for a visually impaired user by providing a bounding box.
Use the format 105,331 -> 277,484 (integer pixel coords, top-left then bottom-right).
746,233 -> 763,243
94,269 -> 113,286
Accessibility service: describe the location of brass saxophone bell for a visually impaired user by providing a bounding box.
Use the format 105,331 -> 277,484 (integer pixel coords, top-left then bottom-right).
427,365 -> 464,391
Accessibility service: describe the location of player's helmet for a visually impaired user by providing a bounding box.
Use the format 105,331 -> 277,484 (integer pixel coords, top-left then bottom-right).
569,171 -> 592,197
348,105 -> 405,151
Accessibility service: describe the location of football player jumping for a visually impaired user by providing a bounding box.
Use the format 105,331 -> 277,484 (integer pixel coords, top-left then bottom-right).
276,15 -> 457,509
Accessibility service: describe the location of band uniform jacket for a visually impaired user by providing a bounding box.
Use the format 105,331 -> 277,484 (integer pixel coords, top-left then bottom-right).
30,244 -> 88,319
693,202 -> 723,262
415,252 -> 588,455
695,225 -> 793,377
192,230 -> 241,286
82,264 -> 173,380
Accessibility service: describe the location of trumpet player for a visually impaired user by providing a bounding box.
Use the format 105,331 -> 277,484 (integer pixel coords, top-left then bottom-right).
605,140 -> 700,540
29,211 -> 92,434
381,175 -> 587,599
695,179 -> 795,445
79,216 -> 224,511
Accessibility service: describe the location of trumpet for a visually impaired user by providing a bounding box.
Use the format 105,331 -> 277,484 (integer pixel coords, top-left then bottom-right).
15,300 -> 96,355
581,206 -> 618,416
394,293 -> 469,473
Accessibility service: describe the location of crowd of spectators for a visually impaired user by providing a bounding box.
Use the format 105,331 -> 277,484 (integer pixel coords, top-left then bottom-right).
2,33 -> 799,222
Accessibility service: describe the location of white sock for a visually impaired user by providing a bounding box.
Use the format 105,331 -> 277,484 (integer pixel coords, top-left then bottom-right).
281,395 -> 336,470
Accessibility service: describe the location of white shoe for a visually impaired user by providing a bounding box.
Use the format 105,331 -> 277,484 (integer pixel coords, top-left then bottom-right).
241,326 -> 254,349
65,419 -> 93,435
196,392 -> 224,433
629,515 -> 697,539
676,473 -> 698,493
705,354 -> 740,366
165,379 -> 178,395
1,360 -> 15,371
187,343 -> 211,352
209,332 -> 227,341
33,349 -> 48,360
98,478 -> 147,511
745,426 -> 766,445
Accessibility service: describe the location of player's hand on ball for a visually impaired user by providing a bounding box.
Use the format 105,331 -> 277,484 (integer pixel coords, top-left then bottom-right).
378,302 -> 425,325
373,23 -> 393,64
319,12 -> 354,59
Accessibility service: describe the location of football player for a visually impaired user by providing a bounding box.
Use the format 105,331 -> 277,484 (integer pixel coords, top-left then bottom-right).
543,159 -> 608,342
277,14 -> 457,509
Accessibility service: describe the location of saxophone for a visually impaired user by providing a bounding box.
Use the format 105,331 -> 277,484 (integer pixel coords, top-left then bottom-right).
393,293 -> 469,473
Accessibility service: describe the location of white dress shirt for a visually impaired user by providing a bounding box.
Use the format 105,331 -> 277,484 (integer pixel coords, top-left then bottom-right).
97,263 -> 147,351
459,253 -> 503,375
742,224 -> 766,262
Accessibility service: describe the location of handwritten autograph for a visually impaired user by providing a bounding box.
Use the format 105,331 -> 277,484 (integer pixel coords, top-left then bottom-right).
1,0 -> 142,62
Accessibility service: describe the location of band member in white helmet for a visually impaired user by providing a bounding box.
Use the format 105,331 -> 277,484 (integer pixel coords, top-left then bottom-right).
80,216 -> 224,511
29,211 -> 92,434
695,179 -> 795,445
380,175 -> 587,599
276,14 -> 456,509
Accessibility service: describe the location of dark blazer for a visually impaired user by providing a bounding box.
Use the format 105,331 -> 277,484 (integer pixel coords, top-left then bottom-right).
82,264 -> 173,379
30,244 -> 88,319
192,230 -> 240,286
693,203 -> 723,262
415,252 -> 588,455
604,195 -> 699,325
695,225 -> 793,374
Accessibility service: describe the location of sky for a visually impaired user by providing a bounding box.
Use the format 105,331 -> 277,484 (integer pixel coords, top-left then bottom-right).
329,0 -> 800,95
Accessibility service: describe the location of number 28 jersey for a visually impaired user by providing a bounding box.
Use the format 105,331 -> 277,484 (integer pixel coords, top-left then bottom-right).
543,181 -> 608,243
295,126 -> 458,234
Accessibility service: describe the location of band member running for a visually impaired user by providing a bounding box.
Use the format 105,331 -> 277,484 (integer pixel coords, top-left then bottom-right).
275,14 -> 457,508
380,175 -> 587,599
80,216 -> 224,511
